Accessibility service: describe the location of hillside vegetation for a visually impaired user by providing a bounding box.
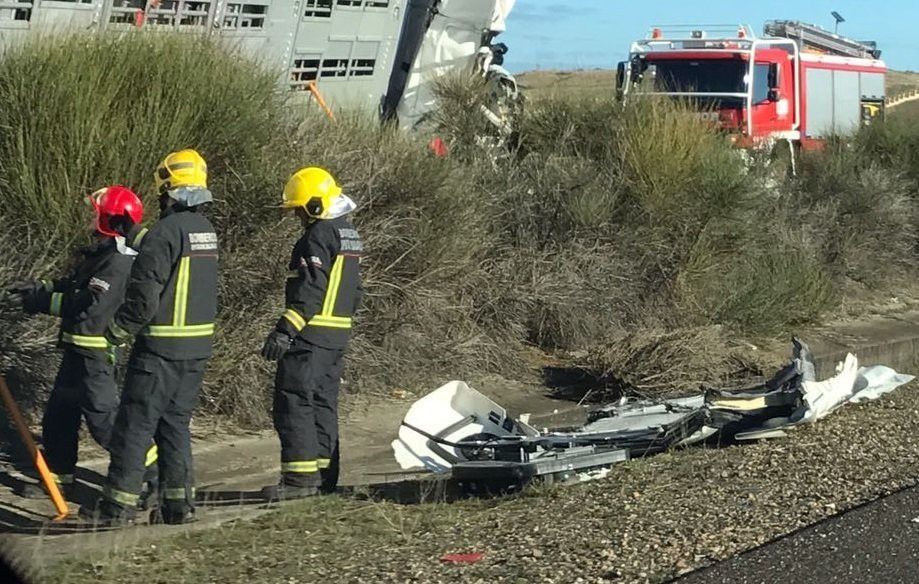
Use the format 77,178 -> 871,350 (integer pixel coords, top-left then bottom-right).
886,70 -> 919,99
0,34 -> 916,426
519,68 -> 919,101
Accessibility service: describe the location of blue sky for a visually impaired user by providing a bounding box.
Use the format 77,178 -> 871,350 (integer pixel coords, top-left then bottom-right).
500,0 -> 919,72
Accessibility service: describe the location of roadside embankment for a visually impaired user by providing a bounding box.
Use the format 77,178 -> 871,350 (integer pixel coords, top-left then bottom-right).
47,358 -> 919,584
13,308 -> 918,584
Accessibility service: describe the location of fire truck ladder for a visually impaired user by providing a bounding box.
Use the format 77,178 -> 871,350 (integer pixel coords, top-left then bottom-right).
763,20 -> 881,60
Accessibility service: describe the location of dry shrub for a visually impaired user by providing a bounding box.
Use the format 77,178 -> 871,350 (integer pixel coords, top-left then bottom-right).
616,99 -> 746,222
518,93 -> 622,160
0,33 -> 280,249
0,231 -> 65,419
585,326 -> 757,399
857,116 -> 919,184
675,222 -> 837,334
794,139 -> 918,287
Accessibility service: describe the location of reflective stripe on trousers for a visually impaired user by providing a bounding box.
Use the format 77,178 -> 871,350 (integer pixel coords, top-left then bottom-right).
103,485 -> 139,507
145,444 -> 158,467
163,487 -> 196,500
281,460 -> 319,473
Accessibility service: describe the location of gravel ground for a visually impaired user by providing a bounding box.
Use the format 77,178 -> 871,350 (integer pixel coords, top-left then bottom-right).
48,374 -> 919,584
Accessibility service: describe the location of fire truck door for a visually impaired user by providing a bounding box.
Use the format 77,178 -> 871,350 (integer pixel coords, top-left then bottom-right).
750,60 -> 792,135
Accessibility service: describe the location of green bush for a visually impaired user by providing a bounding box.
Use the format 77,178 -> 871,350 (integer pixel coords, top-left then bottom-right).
793,138 -> 918,287
0,38 -> 517,423
0,32 -> 282,247
677,225 -> 837,333
856,117 -> 919,184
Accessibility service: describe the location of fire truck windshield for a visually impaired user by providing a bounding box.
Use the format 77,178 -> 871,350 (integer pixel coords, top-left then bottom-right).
651,59 -> 746,94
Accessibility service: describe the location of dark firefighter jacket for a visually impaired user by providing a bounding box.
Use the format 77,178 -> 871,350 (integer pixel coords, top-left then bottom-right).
32,238 -> 136,359
275,215 -> 363,350
109,206 -> 219,360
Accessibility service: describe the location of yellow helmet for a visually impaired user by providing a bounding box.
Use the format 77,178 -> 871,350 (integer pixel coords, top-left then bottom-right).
155,149 -> 208,195
282,167 -> 342,218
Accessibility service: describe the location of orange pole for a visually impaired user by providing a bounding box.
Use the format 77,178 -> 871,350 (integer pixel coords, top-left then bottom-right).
0,377 -> 68,520
307,81 -> 336,121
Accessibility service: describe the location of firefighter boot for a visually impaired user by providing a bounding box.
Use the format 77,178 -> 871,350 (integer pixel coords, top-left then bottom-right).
137,478 -> 159,511
149,506 -> 196,525
318,446 -> 340,495
78,498 -> 136,528
261,475 -> 320,501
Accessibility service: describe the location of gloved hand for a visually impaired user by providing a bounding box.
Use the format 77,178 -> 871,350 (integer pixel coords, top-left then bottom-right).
6,280 -> 45,314
103,322 -> 130,348
261,330 -> 292,361
7,280 -> 40,295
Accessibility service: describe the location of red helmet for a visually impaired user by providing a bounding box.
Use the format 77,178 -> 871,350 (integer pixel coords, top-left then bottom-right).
87,186 -> 144,237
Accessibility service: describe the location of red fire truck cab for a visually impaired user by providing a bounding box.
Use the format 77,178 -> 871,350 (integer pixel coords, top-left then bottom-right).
616,21 -> 887,149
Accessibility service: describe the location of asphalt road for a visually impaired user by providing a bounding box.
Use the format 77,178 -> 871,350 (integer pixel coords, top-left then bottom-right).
675,485 -> 919,584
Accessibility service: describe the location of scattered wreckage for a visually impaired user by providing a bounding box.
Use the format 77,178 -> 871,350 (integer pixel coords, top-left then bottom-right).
391,339 -> 915,494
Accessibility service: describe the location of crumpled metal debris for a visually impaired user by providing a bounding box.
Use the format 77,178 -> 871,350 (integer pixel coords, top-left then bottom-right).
705,338 -> 915,438
391,339 -> 915,491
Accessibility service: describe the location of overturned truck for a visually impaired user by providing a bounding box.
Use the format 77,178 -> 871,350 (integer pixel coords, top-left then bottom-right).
0,0 -> 517,130
392,339 -> 914,494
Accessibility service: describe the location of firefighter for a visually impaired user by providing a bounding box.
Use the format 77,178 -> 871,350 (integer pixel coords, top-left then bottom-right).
261,167 -> 363,500
6,187 -> 159,500
79,149 -> 219,526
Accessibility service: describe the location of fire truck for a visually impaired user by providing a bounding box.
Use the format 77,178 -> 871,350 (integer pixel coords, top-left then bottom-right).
615,21 -> 887,149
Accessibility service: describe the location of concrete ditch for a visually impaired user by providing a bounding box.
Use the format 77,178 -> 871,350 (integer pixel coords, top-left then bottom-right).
806,311 -> 919,378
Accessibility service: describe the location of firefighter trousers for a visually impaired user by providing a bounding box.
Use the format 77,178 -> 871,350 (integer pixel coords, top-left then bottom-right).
42,349 -> 118,481
273,342 -> 344,489
102,350 -> 206,516
42,349 -> 158,487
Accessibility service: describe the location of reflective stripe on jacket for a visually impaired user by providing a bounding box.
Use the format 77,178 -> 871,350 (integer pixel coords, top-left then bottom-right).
113,206 -> 219,360
35,238 -> 136,359
276,215 -> 363,350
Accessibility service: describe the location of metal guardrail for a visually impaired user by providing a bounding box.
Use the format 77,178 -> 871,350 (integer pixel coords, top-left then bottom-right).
886,89 -> 919,109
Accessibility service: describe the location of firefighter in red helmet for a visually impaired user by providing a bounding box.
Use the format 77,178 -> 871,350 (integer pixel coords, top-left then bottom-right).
6,186 -> 157,500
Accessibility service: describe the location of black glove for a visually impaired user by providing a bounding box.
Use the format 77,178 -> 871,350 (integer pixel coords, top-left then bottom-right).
261,330 -> 292,361
6,280 -> 45,314
103,322 -> 130,347
7,280 -> 38,295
